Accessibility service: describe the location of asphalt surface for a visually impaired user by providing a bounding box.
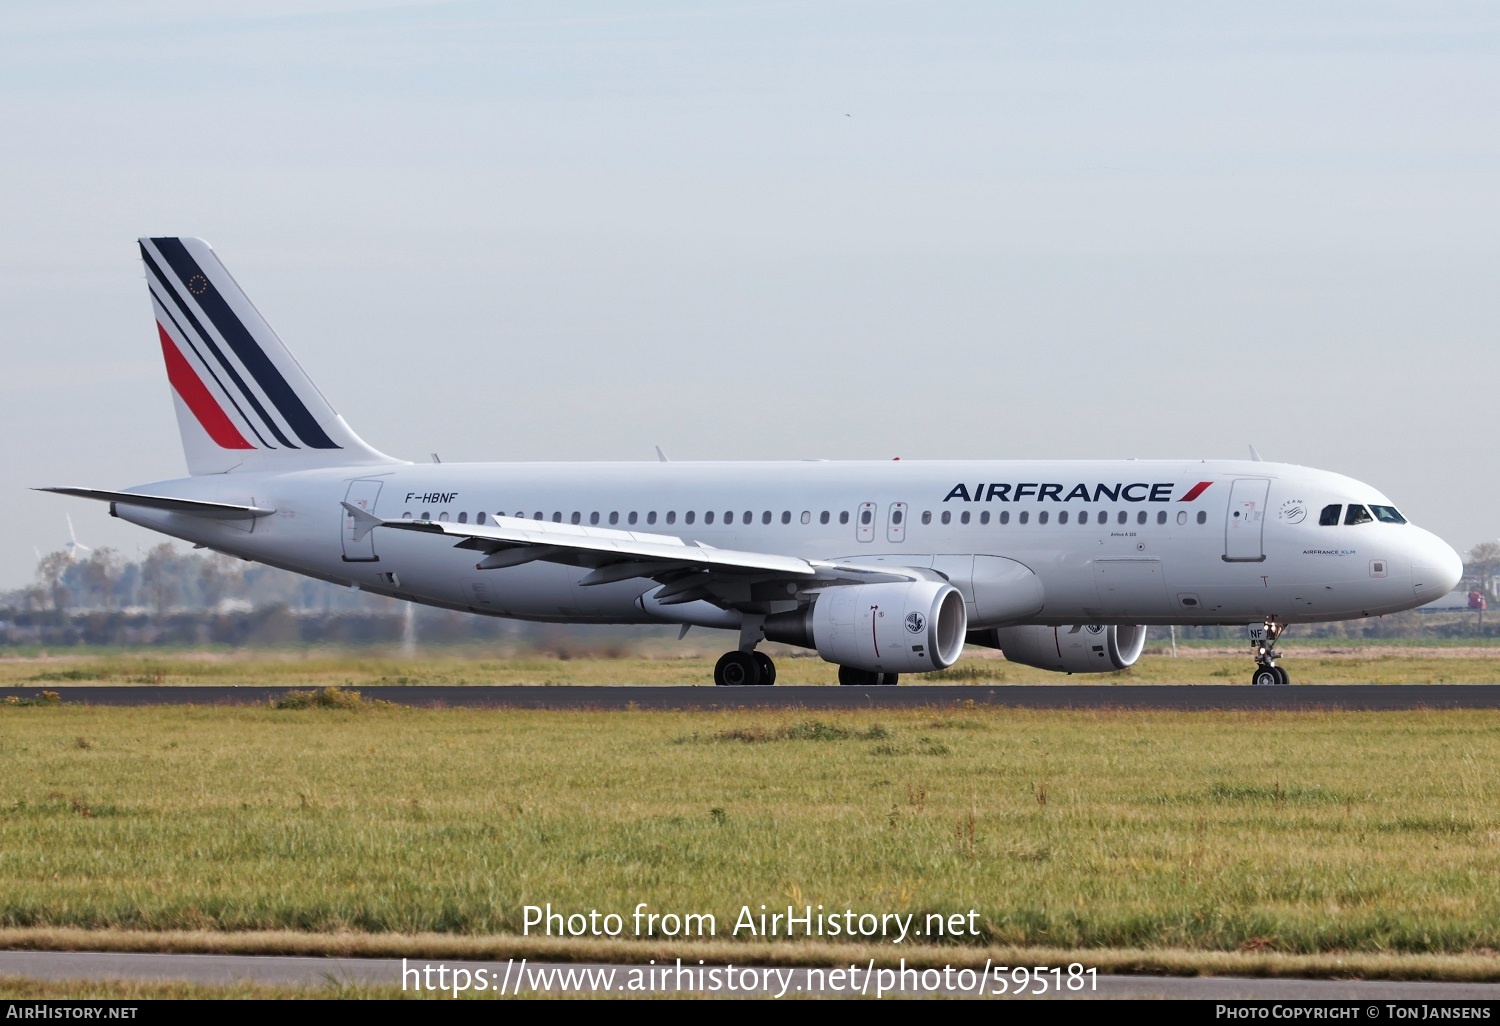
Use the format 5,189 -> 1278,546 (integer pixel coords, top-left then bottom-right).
6,683 -> 1500,709
4,950 -> 1500,999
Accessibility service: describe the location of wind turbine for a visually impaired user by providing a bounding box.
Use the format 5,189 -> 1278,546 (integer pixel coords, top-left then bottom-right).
64,515 -> 92,561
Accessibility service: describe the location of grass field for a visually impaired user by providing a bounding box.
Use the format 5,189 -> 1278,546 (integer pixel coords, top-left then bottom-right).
2,694 -> 1500,973
3,644 -> 1500,687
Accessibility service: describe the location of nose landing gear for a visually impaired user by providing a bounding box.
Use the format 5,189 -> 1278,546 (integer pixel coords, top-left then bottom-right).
1249,619 -> 1289,686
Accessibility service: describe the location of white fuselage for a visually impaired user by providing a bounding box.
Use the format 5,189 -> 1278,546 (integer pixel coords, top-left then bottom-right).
113,457 -> 1460,631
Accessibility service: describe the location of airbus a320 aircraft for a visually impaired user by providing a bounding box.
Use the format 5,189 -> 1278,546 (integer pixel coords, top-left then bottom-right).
41,238 -> 1464,687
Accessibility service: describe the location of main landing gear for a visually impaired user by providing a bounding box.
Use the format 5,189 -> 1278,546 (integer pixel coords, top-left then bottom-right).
837,666 -> 900,687
1249,619 -> 1290,687
713,617 -> 779,686
712,650 -> 777,687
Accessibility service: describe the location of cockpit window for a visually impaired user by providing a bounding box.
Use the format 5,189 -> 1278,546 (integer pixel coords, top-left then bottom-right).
1319,504 -> 1342,526
1344,504 -> 1373,526
1370,505 -> 1407,524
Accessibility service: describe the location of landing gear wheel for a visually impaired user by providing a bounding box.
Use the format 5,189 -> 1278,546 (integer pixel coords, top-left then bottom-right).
838,666 -> 878,686
877,673 -> 900,686
714,651 -> 760,687
752,651 -> 777,686
1248,619 -> 1291,688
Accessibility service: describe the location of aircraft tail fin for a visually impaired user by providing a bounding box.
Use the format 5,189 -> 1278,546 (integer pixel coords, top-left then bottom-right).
138,236 -> 403,475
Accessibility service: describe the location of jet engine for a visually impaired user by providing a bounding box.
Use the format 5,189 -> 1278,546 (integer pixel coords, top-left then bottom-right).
765,581 -> 968,674
969,624 -> 1147,673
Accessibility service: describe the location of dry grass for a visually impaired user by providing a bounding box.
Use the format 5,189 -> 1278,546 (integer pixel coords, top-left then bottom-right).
2,702 -> 1500,962
2,645 -> 1499,687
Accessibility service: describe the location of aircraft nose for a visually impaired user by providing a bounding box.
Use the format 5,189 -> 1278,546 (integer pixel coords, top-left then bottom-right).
1411,530 -> 1464,604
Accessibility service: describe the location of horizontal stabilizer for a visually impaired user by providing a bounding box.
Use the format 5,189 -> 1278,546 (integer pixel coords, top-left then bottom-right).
37,487 -> 275,520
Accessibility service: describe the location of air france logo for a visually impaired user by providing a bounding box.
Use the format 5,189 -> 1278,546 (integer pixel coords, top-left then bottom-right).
905,612 -> 925,634
941,481 -> 1213,503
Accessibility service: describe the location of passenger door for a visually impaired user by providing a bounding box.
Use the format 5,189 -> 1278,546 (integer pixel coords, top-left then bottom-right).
1224,478 -> 1270,562
342,480 -> 383,562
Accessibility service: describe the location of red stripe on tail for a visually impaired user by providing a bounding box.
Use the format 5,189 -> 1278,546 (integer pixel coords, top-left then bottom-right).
1179,481 -> 1213,502
157,323 -> 254,450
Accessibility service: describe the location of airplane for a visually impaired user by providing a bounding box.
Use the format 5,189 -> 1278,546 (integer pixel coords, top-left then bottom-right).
40,237 -> 1464,688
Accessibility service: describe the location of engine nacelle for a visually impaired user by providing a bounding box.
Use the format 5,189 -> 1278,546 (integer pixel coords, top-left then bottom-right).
765,581 -> 968,674
970,624 -> 1147,674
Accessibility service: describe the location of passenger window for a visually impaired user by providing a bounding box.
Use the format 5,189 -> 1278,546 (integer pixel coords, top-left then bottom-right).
941,511 -> 952,525
1136,511 -> 1145,525
781,511 -> 791,525
478,512 -> 489,525
628,512 -> 638,525
421,512 -> 431,521
590,512 -> 600,525
960,511 -> 970,525
859,509 -> 872,526
1344,504 -> 1373,526
552,512 -> 562,523
684,511 -> 694,525
666,511 -> 677,525
457,512 -> 468,524
1000,511 -> 1010,525
570,512 -> 581,525
647,512 -> 657,525
980,511 -> 990,525
1058,511 -> 1069,525
820,511 -> 830,525
723,511 -> 734,525
1120,511 -> 1129,525
534,512 -> 544,521
401,512 -> 413,519
1019,511 -> 1029,524
1319,504 -> 1342,526
1156,511 -> 1166,525
744,511 -> 753,524
921,511 -> 932,525
1196,511 -> 1207,525
1078,511 -> 1088,525
762,511 -> 772,525
1176,511 -> 1187,525
704,511 -> 714,525
839,511 -> 850,525
609,512 -> 619,525
801,511 -> 811,525
439,512 -> 450,522
1371,505 -> 1407,524
1038,511 -> 1049,525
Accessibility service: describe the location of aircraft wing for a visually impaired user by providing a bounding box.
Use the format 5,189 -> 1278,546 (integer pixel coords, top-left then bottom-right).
342,503 -> 924,606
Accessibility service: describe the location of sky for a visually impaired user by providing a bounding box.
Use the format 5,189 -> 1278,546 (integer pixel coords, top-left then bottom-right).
4,1 -> 1499,587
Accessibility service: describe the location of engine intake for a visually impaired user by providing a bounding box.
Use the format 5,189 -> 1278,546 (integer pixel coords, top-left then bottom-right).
969,624 -> 1147,674
766,581 -> 968,674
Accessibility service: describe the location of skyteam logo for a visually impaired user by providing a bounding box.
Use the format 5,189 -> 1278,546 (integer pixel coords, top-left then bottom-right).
905,612 -> 925,634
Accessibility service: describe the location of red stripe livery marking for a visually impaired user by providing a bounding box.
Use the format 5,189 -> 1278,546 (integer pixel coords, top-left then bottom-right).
1179,481 -> 1213,502
157,323 -> 254,449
